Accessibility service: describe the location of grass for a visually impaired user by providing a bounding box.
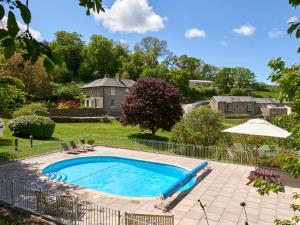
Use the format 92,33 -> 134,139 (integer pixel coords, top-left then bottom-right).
252,85 -> 278,98
0,119 -> 171,158
0,118 -> 242,160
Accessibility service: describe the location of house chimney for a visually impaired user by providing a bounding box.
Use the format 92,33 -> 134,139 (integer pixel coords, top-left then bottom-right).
115,73 -> 121,81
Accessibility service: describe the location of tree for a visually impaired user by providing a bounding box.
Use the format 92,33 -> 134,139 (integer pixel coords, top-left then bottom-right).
79,35 -> 119,80
121,50 -> 146,80
0,85 -> 25,113
215,67 -> 235,94
0,54 -> 52,99
232,67 -> 255,89
215,67 -> 255,94
165,69 -> 190,92
49,31 -> 84,78
134,37 -> 170,65
121,78 -> 183,135
171,106 -> 224,146
0,0 -> 103,72
201,64 -> 219,80
175,54 -> 204,78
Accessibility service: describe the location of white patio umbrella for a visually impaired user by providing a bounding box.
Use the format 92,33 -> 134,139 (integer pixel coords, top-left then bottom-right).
222,118 -> 291,164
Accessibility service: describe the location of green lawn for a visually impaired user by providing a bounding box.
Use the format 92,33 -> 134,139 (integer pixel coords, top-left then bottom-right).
0,119 -> 171,158
0,118 -> 242,160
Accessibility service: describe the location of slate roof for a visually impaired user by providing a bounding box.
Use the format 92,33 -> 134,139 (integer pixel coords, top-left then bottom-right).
212,96 -> 280,104
82,78 -> 136,88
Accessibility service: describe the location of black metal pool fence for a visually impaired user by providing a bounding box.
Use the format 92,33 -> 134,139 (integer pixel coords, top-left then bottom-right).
0,134 -> 280,165
0,178 -> 152,225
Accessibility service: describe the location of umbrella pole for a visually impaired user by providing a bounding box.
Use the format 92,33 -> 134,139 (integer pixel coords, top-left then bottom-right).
255,136 -> 261,166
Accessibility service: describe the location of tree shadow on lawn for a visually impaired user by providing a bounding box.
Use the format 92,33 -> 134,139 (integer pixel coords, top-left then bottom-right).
0,139 -> 13,147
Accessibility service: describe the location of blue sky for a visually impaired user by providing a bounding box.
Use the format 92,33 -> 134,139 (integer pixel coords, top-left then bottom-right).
25,0 -> 300,82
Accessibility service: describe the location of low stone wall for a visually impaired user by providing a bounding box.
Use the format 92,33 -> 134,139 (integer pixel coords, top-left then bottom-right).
49,108 -> 105,117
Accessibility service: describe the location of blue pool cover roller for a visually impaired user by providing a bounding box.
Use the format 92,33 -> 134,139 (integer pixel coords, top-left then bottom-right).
160,160 -> 208,199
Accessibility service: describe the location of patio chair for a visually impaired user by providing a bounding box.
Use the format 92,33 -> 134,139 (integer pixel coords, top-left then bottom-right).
35,190 -> 57,215
56,195 -> 84,221
61,142 -> 80,155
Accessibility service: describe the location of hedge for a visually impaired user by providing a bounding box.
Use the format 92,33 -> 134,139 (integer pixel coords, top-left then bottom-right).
51,116 -> 111,123
8,116 -> 55,139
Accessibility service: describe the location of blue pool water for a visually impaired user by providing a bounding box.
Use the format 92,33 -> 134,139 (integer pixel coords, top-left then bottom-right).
43,156 -> 196,197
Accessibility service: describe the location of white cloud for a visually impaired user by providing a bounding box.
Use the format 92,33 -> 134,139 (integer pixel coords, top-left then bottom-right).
0,17 -> 42,40
184,28 -> 206,39
93,0 -> 165,33
287,16 -> 298,24
233,24 -> 256,36
268,29 -> 284,39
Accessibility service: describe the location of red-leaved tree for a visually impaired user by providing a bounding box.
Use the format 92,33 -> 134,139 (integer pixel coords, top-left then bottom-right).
121,77 -> 183,135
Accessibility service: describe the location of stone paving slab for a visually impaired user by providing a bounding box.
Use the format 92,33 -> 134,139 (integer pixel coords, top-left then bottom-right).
0,146 -> 299,225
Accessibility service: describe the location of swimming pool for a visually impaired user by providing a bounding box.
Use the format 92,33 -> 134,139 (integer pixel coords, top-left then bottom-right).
43,156 -> 196,197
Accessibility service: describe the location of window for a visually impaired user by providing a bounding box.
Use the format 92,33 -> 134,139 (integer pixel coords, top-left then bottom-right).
110,99 -> 116,107
125,88 -> 129,95
226,103 -> 232,112
111,87 -> 116,96
86,100 -> 89,107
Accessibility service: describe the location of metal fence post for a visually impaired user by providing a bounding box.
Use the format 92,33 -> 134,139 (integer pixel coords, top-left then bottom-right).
118,210 -> 121,225
11,180 -> 15,206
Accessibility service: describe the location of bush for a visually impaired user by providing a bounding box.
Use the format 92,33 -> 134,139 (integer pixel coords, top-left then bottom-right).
87,139 -> 95,145
259,149 -> 300,177
51,116 -> 110,123
12,103 -> 49,118
229,88 -> 248,96
8,116 -> 55,139
171,106 -> 226,146
0,76 -> 25,90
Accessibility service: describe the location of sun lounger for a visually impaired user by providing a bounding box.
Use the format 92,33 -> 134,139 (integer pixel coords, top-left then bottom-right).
70,140 -> 88,152
71,140 -> 94,151
61,143 -> 80,155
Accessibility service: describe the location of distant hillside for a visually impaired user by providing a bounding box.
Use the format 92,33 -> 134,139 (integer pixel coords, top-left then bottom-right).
251,85 -> 278,98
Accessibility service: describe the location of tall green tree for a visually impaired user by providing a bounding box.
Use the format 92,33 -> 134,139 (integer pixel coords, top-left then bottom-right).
134,37 -> 170,65
175,54 -> 204,79
49,31 -> 84,79
215,67 -> 235,94
0,0 -> 103,71
232,67 -> 255,89
79,35 -> 117,80
201,64 -> 219,80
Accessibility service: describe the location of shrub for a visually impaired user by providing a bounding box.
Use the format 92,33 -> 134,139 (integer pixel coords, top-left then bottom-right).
0,76 -> 25,90
259,149 -> 299,170
87,139 -> 95,145
51,116 -> 109,123
8,116 -> 55,139
171,106 -> 226,147
12,103 -> 49,118
229,88 -> 248,96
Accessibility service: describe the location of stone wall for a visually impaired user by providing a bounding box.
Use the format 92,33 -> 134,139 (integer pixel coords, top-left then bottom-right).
49,108 -> 105,117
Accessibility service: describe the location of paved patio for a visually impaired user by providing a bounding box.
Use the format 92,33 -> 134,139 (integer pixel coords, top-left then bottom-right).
0,146 -> 299,225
